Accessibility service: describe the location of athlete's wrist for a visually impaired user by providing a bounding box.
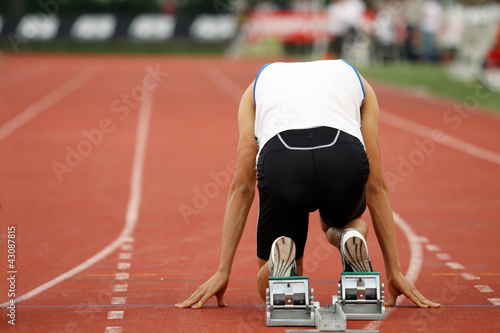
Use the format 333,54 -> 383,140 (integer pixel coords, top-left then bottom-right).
217,265 -> 232,276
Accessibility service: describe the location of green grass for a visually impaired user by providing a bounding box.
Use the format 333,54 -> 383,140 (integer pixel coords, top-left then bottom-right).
358,63 -> 500,113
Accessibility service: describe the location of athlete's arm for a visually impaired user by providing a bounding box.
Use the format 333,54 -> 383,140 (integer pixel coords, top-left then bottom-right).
359,75 -> 440,308
175,82 -> 258,309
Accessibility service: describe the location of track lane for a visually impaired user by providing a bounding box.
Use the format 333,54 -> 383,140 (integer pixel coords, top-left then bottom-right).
1,55 -> 498,333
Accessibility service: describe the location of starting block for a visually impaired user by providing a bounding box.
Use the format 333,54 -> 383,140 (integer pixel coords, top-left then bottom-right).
266,272 -> 385,332
336,272 -> 385,321
266,276 -> 316,327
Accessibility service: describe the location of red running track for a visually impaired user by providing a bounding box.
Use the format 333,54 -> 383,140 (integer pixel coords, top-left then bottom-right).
0,54 -> 499,333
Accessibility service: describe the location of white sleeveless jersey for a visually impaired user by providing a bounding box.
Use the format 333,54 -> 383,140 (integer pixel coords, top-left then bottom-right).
253,60 -> 366,157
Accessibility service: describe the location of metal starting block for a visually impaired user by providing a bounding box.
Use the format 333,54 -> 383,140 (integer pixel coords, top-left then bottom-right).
266,272 -> 385,332
266,276 -> 316,327
336,272 -> 385,321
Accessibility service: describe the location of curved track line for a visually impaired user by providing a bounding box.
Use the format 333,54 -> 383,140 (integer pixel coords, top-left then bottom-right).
381,109 -> 500,165
0,73 -> 155,308
0,65 -> 100,142
363,212 -> 424,330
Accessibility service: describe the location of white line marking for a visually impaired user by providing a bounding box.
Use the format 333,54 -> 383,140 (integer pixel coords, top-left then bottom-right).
122,236 -> 135,243
417,236 -> 429,243
117,262 -> 131,270
380,110 -> 500,165
0,66 -> 99,142
461,273 -> 480,280
107,311 -> 124,319
115,273 -> 130,280
425,244 -> 441,252
436,253 -> 452,261
111,297 -> 127,305
0,71 -> 156,307
113,284 -> 128,292
203,66 -> 424,331
446,262 -> 465,270
104,326 -> 123,333
119,253 -> 132,260
363,212 -> 423,331
121,244 -> 133,251
474,285 -> 494,293
204,65 -> 243,103
488,298 -> 500,305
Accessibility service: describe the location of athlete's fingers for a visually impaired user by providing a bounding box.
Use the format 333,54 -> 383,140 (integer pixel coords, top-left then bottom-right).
193,293 -> 212,309
406,286 -> 441,308
413,288 -> 440,307
175,288 -> 204,308
385,292 -> 397,307
413,289 -> 440,308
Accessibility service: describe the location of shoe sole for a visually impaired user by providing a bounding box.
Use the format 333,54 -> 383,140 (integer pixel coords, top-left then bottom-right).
341,231 -> 373,272
270,236 -> 297,277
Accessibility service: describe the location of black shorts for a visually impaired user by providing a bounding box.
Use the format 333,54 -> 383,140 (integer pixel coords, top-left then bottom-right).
256,127 -> 370,261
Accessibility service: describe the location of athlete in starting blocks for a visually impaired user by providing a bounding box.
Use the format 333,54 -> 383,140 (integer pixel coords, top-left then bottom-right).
176,60 -> 440,311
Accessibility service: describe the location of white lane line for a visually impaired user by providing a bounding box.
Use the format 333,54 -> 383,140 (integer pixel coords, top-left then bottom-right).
204,65 -> 424,331
0,66 -> 100,142
204,65 -> 243,103
474,285 -> 494,293
425,244 -> 440,252
113,284 -> 129,292
446,262 -> 465,270
107,311 -> 124,319
119,253 -> 132,260
117,262 -> 131,270
488,298 -> 500,305
380,110 -> 500,165
111,297 -> 127,305
363,212 -> 424,331
461,273 -> 480,280
436,253 -> 452,261
104,326 -> 123,333
121,244 -> 133,251
417,236 -> 429,243
0,71 -> 156,307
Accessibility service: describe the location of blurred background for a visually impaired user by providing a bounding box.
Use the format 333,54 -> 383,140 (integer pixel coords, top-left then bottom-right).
1,0 -> 500,106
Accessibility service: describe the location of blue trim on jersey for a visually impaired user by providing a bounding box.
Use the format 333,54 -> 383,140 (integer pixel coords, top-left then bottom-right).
253,63 -> 271,106
341,59 -> 366,105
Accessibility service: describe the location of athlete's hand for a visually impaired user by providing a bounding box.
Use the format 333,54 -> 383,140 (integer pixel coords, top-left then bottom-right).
386,271 -> 440,308
175,271 -> 229,309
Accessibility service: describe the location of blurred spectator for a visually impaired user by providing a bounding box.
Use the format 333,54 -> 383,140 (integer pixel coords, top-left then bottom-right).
373,0 -> 407,63
402,0 -> 423,61
438,0 -> 464,62
419,0 -> 443,62
326,0 -> 366,57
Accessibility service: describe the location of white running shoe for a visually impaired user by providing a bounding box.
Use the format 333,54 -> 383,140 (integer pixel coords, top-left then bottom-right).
339,229 -> 373,272
269,236 -> 298,277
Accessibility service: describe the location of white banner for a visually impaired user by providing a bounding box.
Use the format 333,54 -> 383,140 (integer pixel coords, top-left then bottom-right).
128,14 -> 176,40
70,14 -> 117,40
16,14 -> 60,40
189,14 -> 237,41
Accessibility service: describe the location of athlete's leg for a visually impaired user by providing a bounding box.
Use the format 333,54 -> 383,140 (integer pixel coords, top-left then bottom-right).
320,216 -> 368,249
257,257 -> 304,301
